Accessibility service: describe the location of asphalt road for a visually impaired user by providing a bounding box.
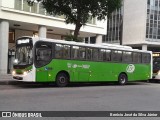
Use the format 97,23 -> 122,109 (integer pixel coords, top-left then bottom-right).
0,81 -> 160,120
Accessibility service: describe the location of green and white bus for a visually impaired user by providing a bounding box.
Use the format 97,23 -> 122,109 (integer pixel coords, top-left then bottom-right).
12,36 -> 152,87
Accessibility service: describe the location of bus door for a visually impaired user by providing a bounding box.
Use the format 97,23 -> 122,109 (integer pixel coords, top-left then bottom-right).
69,62 -> 90,82
35,42 -> 53,82
78,63 -> 90,81
71,46 -> 90,82
36,64 -> 53,82
36,66 -> 48,82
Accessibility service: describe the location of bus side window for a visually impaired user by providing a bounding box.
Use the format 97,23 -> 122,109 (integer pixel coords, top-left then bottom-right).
72,46 -> 79,59
142,53 -> 151,63
63,45 -> 71,59
55,44 -> 63,58
111,50 -> 122,62
79,47 -> 86,60
133,52 -> 142,63
105,49 -> 111,61
99,49 -> 104,61
123,51 -> 132,63
86,48 -> 92,60
99,49 -> 111,61
93,48 -> 99,61
37,49 -> 51,61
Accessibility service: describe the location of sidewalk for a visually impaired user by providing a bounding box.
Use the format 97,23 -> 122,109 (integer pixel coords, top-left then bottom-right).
0,74 -> 13,84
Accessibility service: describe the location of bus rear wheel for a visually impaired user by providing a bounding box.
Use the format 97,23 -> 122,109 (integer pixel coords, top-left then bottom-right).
118,73 -> 128,85
56,73 -> 69,87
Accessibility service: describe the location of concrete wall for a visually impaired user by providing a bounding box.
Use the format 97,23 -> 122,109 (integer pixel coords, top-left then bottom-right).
123,0 -> 147,45
0,20 -> 9,74
47,33 -> 61,39
15,29 -> 33,40
1,0 -> 14,8
0,0 -> 107,35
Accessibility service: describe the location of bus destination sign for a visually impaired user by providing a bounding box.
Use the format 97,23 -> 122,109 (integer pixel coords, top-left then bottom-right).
16,38 -> 33,46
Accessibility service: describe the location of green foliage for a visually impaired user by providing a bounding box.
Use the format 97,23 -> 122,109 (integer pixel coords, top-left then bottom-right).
34,0 -> 122,40
37,0 -> 122,24
64,34 -> 83,42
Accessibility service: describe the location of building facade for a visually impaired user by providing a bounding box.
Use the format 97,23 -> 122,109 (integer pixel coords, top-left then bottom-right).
0,0 -> 107,74
103,7 -> 123,44
103,0 -> 160,51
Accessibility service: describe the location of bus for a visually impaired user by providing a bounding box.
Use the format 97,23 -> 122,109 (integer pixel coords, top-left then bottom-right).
12,36 -> 152,87
152,52 -> 160,80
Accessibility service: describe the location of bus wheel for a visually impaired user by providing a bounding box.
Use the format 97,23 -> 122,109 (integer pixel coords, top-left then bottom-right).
56,73 -> 69,87
118,73 -> 128,85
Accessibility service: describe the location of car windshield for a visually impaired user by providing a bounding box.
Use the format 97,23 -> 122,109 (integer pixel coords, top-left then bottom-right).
15,45 -> 33,65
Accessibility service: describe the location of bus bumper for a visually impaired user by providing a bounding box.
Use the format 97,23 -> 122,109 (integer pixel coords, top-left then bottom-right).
12,71 -> 35,82
152,74 -> 160,80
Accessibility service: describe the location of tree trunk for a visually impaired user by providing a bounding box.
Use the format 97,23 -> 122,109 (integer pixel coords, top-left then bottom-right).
74,22 -> 82,39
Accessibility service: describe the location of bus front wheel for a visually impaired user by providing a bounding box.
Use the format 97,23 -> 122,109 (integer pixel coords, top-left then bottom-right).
56,72 -> 69,87
118,73 -> 128,85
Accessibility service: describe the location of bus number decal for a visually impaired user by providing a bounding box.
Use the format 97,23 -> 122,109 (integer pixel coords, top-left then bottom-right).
126,64 -> 135,73
67,63 -> 90,69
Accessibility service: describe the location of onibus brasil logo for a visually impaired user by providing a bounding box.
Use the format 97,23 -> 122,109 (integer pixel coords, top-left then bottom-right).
126,64 -> 135,73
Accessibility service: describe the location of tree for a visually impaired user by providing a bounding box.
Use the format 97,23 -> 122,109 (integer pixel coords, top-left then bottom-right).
29,0 -> 122,40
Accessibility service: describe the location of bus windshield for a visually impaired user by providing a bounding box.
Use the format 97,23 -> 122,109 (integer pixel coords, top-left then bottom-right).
15,45 -> 33,65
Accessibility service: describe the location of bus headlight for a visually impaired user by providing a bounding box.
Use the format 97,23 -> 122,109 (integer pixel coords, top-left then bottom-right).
23,71 -> 27,76
14,59 -> 18,64
12,70 -> 16,75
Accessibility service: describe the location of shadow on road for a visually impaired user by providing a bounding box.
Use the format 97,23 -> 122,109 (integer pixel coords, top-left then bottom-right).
0,80 -> 153,89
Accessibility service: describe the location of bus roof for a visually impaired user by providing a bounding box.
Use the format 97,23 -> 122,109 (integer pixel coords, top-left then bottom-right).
19,36 -> 152,54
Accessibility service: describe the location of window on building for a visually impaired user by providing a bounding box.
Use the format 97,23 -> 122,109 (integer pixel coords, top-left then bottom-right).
23,0 -> 30,12
9,31 -> 15,43
39,2 -> 46,15
15,0 -> 22,10
31,2 -> 38,13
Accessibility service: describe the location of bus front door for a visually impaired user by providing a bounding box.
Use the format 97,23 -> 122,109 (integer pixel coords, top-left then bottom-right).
73,63 -> 90,82
36,67 -> 48,82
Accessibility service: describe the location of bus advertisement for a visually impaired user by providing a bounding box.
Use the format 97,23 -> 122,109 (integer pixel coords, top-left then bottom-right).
12,37 -> 152,87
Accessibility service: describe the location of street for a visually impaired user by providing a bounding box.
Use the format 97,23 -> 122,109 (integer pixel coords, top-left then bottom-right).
1,81 -> 160,120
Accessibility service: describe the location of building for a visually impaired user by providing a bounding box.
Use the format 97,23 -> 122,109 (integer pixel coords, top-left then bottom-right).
103,0 -> 160,51
0,0 -> 107,74
102,7 -> 123,44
